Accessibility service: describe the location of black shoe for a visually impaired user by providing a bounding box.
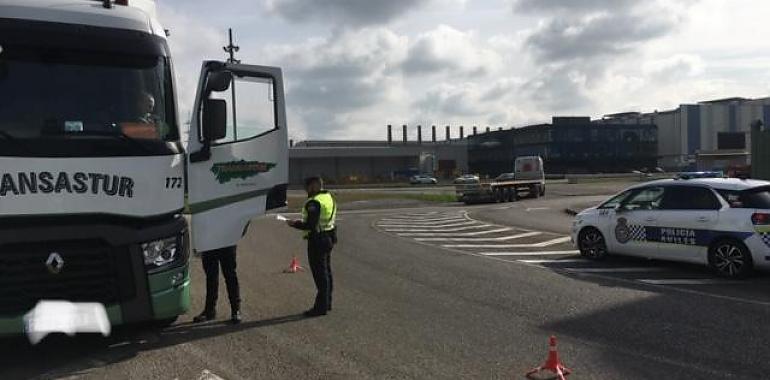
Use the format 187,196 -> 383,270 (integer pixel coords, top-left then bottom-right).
230,310 -> 242,324
193,311 -> 216,323
303,308 -> 327,317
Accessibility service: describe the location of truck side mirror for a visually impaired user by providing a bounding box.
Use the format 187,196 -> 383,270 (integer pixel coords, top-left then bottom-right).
206,71 -> 232,93
203,98 -> 227,141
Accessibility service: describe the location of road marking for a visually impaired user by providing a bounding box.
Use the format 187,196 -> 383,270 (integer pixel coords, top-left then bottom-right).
378,218 -> 468,225
443,236 -> 571,248
380,221 -> 479,229
518,259 -> 587,264
479,250 -> 580,256
415,231 -> 542,242
198,370 -> 226,380
638,279 -> 742,285
379,216 -> 465,223
564,267 -> 668,273
398,227 -> 512,237
526,207 -> 551,212
383,224 -> 493,232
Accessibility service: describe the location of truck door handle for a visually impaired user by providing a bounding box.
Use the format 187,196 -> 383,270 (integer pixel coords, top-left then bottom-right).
696,217 -> 710,222
645,217 -> 657,222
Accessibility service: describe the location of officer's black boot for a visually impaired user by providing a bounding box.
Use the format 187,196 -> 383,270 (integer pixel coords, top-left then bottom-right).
193,309 -> 216,323
230,303 -> 242,324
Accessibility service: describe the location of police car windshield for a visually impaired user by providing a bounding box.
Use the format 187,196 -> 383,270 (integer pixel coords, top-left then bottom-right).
0,47 -> 176,143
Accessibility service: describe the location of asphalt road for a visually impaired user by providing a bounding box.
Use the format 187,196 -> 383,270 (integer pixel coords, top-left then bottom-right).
3,186 -> 770,379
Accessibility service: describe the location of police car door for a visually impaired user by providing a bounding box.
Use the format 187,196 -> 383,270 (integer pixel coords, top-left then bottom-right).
186,61 -> 288,252
654,185 -> 721,263
608,186 -> 664,258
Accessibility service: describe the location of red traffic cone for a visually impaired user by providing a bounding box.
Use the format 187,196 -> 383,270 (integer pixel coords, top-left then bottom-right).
525,336 -> 572,380
283,256 -> 304,273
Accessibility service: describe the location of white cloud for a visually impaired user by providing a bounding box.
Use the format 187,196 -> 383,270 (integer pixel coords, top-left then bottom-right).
402,25 -> 503,77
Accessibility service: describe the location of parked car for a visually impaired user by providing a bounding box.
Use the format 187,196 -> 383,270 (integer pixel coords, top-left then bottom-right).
571,177 -> 770,278
454,174 -> 480,184
410,174 -> 438,185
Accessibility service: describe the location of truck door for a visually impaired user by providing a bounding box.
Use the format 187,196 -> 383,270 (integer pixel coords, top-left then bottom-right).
186,61 -> 288,252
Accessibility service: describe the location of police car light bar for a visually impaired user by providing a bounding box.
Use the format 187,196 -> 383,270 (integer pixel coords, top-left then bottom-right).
99,0 -> 128,8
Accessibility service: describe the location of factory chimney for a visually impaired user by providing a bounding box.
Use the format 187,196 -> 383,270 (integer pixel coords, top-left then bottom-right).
402,124 -> 407,144
417,125 -> 422,144
387,124 -> 392,144
445,125 -> 450,141
432,125 -> 437,142
459,126 -> 464,139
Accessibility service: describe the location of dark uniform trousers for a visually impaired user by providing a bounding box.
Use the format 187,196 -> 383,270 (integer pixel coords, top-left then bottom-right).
308,233 -> 334,311
201,246 -> 241,312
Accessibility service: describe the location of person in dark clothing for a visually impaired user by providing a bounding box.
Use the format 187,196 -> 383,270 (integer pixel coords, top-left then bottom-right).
193,246 -> 242,324
288,177 -> 337,317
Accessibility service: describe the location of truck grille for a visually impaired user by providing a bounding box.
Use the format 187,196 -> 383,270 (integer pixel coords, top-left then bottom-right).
0,240 -> 132,316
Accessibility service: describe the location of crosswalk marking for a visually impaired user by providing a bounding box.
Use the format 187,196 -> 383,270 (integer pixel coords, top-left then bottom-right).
479,250 -> 580,256
379,217 -> 466,223
397,227 -> 512,237
378,221 -> 477,228
415,231 -> 542,242
383,224 -> 492,232
638,279 -> 742,285
564,267 -> 668,273
443,236 -> 571,249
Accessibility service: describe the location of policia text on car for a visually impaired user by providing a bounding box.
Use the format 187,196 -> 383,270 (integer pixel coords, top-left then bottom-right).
288,177 -> 337,317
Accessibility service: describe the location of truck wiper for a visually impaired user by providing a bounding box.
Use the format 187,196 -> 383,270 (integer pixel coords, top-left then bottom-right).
0,130 -> 17,140
75,131 -> 157,154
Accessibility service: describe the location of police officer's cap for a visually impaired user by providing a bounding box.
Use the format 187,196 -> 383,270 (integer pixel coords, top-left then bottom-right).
304,176 -> 323,188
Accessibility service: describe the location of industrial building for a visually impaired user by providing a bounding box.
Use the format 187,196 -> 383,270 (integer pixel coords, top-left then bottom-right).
289,125 -> 468,185
468,117 -> 658,175
597,97 -> 770,170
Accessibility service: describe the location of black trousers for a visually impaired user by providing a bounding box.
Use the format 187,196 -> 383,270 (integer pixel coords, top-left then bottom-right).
307,234 -> 334,311
201,246 -> 241,313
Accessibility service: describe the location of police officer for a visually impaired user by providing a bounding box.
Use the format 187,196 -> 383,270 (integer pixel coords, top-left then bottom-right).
193,246 -> 242,324
288,176 -> 337,317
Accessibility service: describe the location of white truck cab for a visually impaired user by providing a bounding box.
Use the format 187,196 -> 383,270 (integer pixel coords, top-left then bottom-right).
0,0 -> 288,334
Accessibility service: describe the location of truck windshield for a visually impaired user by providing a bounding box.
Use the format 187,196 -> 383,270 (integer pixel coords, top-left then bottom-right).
0,42 -> 178,157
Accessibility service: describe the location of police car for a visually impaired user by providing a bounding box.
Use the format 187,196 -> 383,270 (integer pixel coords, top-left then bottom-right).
571,178 -> 770,278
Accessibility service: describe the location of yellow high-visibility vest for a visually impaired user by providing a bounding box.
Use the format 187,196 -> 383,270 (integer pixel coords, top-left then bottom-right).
301,191 -> 336,238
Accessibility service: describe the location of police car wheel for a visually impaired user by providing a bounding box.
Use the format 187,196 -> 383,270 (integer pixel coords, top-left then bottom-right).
708,240 -> 753,279
578,228 -> 608,260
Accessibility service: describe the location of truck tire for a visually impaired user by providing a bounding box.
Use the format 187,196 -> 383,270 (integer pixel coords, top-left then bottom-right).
506,188 -> 515,202
540,185 -> 546,197
530,185 -> 540,199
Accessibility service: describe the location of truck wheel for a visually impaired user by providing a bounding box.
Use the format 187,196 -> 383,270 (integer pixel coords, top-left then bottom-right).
152,316 -> 179,329
708,239 -> 753,278
496,189 -> 505,203
507,188 -> 515,202
530,185 -> 540,199
540,185 -> 546,197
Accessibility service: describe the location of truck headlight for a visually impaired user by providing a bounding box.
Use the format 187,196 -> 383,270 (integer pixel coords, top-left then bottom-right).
142,236 -> 181,268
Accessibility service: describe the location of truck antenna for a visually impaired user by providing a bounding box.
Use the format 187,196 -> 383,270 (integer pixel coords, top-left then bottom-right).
222,28 -> 240,139
223,28 -> 240,64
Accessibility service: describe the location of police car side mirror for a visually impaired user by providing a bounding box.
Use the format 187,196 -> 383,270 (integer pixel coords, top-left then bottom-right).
203,98 -> 227,141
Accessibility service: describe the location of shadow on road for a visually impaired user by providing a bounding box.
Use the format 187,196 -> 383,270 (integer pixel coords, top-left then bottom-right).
0,314 -> 305,379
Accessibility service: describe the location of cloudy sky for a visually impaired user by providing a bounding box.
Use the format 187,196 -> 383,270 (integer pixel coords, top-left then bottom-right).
158,0 -> 770,141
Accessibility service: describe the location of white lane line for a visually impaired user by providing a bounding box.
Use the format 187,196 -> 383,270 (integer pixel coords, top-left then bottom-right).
638,279 -> 742,285
518,259 -> 586,264
415,231 -> 542,242
565,267 -> 668,273
526,207 -> 551,212
379,221 -> 478,229
479,250 -> 580,256
398,227 -> 512,237
443,236 -> 572,248
384,224 -> 493,232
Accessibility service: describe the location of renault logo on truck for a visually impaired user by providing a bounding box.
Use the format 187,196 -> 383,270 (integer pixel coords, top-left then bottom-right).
45,252 -> 65,274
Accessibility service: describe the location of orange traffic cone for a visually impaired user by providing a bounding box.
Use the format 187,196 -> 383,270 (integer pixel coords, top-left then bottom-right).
525,336 -> 572,380
283,256 -> 304,273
